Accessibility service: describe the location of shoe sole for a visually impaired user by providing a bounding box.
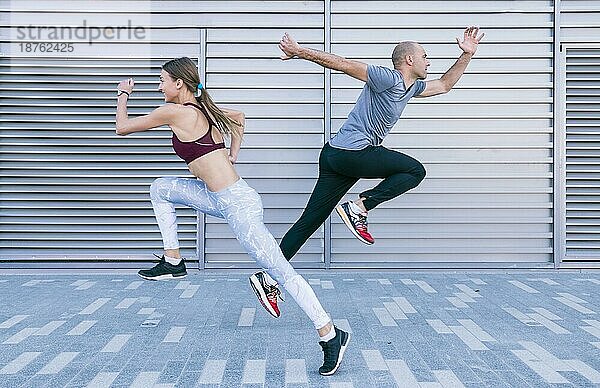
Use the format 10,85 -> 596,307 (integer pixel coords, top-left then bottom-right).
319,332 -> 351,376
335,205 -> 374,245
249,275 -> 280,318
138,273 -> 187,281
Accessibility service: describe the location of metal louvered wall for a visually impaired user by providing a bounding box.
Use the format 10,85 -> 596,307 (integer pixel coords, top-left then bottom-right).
201,5 -> 326,268
1,54 -> 200,263
0,1 -> 328,268
3,0 -> 598,269
0,1 -> 202,264
558,0 -> 600,267
330,1 -> 554,267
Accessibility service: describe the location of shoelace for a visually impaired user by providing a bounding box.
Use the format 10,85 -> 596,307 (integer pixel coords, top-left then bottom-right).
266,284 -> 284,302
319,340 -> 337,364
354,214 -> 369,233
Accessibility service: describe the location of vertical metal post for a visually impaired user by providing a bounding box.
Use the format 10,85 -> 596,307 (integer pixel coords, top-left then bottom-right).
196,213 -> 206,270
197,28 -> 208,270
553,0 -> 565,269
324,0 -> 332,270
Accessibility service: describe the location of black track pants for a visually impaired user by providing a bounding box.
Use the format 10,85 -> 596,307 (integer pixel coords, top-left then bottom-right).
280,142 -> 426,260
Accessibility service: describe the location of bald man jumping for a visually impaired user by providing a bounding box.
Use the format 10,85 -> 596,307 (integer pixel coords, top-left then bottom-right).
250,27 -> 484,318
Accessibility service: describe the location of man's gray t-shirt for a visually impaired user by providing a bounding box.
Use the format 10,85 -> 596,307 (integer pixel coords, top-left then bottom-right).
329,64 -> 426,150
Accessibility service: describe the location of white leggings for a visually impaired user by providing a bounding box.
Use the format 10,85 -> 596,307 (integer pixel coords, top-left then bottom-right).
150,176 -> 331,330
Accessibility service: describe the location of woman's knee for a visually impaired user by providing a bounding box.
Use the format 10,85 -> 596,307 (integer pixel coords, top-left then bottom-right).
150,176 -> 176,200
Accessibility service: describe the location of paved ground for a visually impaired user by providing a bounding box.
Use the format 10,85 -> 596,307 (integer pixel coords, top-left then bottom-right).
0,271 -> 599,387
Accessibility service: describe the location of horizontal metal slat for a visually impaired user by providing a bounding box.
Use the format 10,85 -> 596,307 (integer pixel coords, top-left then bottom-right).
3,2 -> 325,14
0,201 -> 553,210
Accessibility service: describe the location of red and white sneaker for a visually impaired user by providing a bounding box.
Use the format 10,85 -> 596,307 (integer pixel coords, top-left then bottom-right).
335,202 -> 375,245
249,271 -> 283,318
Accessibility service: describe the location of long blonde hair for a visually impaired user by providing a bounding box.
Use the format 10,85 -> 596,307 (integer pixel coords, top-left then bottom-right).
161,57 -> 242,138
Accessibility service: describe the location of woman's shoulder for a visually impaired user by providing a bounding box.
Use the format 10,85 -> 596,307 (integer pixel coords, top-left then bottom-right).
157,103 -> 185,112
154,103 -> 196,118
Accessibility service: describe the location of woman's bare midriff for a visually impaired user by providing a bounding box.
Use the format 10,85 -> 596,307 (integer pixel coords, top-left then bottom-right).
186,148 -> 239,192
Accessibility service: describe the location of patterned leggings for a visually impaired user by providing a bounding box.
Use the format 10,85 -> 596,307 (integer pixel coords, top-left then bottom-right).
149,176 -> 331,329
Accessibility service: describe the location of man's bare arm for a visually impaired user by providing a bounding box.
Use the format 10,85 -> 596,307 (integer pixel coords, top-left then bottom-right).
279,33 -> 368,82
419,52 -> 473,97
418,26 -> 484,98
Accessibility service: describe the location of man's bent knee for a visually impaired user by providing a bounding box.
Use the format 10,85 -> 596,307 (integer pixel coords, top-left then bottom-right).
413,163 -> 426,182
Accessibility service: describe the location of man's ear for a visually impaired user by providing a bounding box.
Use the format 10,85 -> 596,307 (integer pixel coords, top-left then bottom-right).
406,55 -> 414,66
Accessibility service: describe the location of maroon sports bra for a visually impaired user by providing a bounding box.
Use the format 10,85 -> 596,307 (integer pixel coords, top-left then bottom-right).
172,102 -> 225,164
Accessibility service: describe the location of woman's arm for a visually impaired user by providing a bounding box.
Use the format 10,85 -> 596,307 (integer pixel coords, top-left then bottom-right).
220,108 -> 245,164
116,105 -> 176,136
115,78 -> 175,135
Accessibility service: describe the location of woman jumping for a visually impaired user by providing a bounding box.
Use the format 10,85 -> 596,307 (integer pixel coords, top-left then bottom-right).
114,57 -> 349,376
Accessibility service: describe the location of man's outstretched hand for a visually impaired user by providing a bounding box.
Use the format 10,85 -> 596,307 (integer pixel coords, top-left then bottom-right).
457,26 -> 484,55
279,33 -> 302,60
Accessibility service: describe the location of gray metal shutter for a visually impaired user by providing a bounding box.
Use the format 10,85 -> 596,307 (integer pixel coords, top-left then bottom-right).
0,55 -> 200,264
202,3 -> 326,268
558,0 -> 600,267
564,47 -> 600,264
1,1 -> 560,269
0,1 -> 202,264
0,1 -> 328,267
330,0 -> 554,267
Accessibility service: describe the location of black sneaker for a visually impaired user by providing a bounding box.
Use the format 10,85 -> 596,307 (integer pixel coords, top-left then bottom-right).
138,254 -> 187,281
249,271 -> 283,318
319,326 -> 350,376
